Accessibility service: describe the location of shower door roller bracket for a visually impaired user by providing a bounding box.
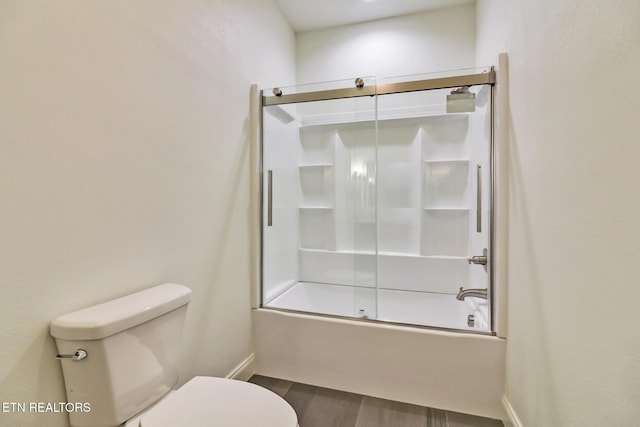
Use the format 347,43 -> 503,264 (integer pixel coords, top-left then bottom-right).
468,248 -> 488,271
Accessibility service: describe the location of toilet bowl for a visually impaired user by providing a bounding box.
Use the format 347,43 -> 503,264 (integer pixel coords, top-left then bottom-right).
50,283 -> 297,427
125,377 -> 297,427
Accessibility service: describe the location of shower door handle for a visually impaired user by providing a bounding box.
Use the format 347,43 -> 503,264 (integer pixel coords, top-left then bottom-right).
476,165 -> 482,233
267,170 -> 273,227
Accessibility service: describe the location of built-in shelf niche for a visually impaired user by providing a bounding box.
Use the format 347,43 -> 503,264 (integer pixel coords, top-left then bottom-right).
297,105 -> 475,288
420,112 -> 472,259
298,127 -> 337,252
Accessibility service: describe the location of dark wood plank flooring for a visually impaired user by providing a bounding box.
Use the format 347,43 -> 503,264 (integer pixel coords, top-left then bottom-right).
249,375 -> 504,427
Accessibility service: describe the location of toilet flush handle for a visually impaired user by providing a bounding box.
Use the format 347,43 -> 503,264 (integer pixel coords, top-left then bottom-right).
55,349 -> 87,361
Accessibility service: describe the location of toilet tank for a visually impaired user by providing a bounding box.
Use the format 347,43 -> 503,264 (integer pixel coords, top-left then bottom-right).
50,283 -> 192,427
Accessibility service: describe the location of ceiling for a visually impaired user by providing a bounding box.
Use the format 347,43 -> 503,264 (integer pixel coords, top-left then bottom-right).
274,0 -> 474,33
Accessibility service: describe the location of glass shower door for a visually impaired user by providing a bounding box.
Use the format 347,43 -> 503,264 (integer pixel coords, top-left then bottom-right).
262,78 -> 378,321
374,78 -> 492,331
261,68 -> 495,333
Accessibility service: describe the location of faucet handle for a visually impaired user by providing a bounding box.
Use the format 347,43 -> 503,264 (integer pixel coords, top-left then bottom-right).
468,256 -> 487,265
468,248 -> 488,265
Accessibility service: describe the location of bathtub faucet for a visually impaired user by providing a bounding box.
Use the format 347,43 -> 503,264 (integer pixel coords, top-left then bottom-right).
456,287 -> 488,301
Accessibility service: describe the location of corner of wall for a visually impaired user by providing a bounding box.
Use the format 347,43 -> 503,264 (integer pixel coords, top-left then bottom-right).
502,395 -> 523,427
225,354 -> 256,381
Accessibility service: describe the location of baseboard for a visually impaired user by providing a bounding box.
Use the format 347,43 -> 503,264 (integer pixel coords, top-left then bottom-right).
226,353 -> 256,381
502,395 -> 523,427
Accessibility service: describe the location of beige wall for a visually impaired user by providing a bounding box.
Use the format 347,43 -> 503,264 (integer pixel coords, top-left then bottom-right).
476,1 -> 640,425
296,4 -> 476,84
0,1 -> 294,425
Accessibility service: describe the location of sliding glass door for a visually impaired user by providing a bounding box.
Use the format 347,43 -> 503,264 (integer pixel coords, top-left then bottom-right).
261,69 -> 493,333
262,78 -> 378,319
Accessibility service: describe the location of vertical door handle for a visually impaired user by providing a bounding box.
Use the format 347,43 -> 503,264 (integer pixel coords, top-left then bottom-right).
476,165 -> 482,233
267,170 -> 273,227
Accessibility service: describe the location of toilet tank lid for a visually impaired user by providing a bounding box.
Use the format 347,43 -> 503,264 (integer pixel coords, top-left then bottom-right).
50,283 -> 192,340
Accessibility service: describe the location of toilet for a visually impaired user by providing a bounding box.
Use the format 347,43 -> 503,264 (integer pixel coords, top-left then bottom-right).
50,283 -> 298,427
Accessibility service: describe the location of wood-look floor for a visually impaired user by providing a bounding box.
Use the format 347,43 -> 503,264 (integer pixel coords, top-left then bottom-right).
249,375 -> 504,427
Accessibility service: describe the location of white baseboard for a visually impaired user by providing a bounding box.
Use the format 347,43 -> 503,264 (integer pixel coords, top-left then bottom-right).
226,354 -> 255,381
502,395 -> 523,427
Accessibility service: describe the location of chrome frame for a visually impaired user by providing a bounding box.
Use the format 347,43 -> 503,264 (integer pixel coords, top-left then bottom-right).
263,70 -> 495,106
267,170 -> 273,226
258,89 -> 265,308
476,165 -> 482,233
262,306 -> 497,337
259,68 -> 497,333
489,70 -> 496,333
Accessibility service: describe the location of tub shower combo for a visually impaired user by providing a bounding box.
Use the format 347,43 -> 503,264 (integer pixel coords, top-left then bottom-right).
261,69 -> 494,332
252,66 -> 507,418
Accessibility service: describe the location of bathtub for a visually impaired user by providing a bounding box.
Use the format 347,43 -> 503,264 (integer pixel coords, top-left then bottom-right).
252,307 -> 506,419
266,281 -> 491,331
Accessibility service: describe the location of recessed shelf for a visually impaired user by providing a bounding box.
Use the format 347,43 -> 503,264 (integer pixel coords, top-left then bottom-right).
299,163 -> 334,168
299,248 -> 468,260
424,159 -> 469,163
379,252 -> 468,260
300,106 -> 470,129
299,248 -> 376,255
423,207 -> 470,211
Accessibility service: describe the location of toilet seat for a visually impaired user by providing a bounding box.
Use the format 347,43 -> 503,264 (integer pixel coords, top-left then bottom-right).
134,376 -> 297,427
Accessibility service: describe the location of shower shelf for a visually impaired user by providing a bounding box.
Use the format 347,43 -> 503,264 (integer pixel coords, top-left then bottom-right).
424,159 -> 469,163
299,163 -> 334,168
299,106 -> 469,129
379,252 -> 467,260
298,248 -> 467,260
299,206 -> 334,210
299,248 -> 376,255
423,207 -> 470,210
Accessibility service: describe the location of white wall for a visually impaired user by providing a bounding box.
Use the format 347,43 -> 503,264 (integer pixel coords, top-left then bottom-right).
0,1 -> 294,426
476,1 -> 640,425
296,4 -> 477,84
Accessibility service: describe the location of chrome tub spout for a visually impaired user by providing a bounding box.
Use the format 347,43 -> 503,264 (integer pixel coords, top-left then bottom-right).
456,287 -> 488,301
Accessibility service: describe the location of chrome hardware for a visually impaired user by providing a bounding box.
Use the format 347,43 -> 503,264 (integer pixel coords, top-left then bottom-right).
468,248 -> 488,266
476,164 -> 482,233
272,88 -> 282,96
56,349 -> 87,361
263,70 -> 495,106
467,314 -> 475,327
267,170 -> 273,227
456,287 -> 488,301
355,77 -> 365,88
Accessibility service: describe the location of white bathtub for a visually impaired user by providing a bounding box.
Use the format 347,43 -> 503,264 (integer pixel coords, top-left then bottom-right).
252,307 -> 506,419
266,281 -> 490,331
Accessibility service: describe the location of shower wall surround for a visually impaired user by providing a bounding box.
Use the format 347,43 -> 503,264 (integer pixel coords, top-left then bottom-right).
261,70 -> 493,333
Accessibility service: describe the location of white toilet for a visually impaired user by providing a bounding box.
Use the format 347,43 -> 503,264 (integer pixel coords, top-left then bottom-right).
50,283 -> 298,427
